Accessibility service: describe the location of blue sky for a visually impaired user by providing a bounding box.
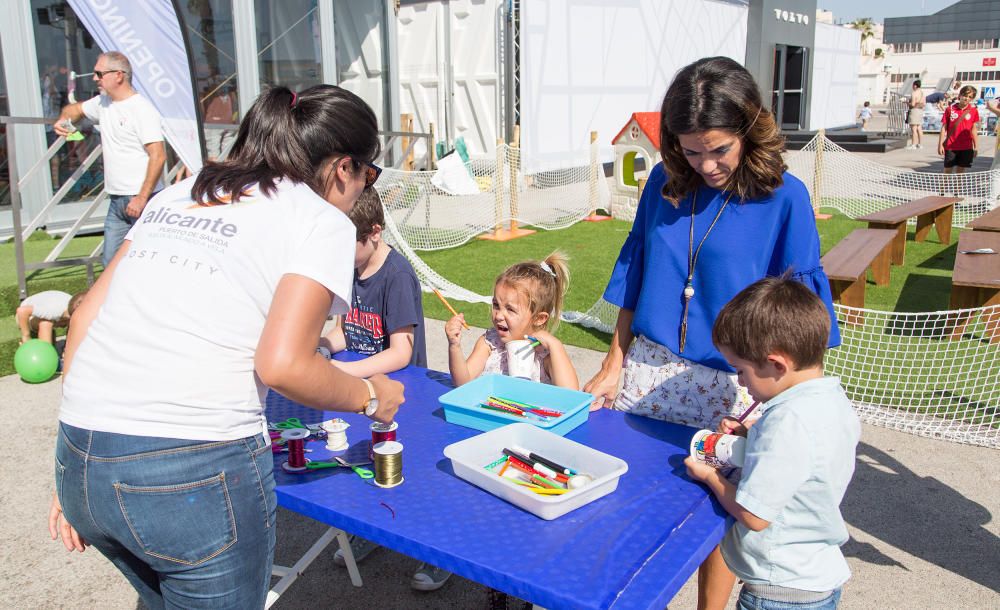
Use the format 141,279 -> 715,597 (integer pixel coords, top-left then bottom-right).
819,0 -> 961,24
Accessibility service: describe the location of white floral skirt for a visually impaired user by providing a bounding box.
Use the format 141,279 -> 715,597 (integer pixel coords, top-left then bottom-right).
612,335 -> 755,429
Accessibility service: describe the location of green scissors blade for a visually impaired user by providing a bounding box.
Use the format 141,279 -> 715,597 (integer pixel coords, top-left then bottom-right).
274,417 -> 308,430
303,459 -> 373,479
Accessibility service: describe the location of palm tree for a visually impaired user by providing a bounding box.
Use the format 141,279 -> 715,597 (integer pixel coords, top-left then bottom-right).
851,18 -> 876,55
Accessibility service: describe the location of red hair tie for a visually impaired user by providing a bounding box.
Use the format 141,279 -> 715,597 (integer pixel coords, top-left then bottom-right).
289,91 -> 298,109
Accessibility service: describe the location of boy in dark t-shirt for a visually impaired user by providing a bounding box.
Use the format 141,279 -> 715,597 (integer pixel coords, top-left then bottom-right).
320,189 -> 446,590
320,188 -> 427,376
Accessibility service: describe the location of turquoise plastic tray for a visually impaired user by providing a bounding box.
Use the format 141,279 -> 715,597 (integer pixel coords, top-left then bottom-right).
439,374 -> 593,436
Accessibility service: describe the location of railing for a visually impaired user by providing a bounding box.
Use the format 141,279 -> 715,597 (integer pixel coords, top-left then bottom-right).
2,116 -> 102,300
3,115 -> 435,300
377,128 -> 435,170
885,92 -> 909,136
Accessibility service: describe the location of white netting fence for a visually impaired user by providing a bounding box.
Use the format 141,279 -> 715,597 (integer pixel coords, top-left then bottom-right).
377,141 -> 609,252
561,299 -> 1000,448
826,306 -> 1000,447
561,134 -> 1000,448
788,134 -> 1000,221
376,140 -> 608,305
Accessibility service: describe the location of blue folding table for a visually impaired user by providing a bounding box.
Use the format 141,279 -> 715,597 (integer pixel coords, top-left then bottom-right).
266,361 -> 728,610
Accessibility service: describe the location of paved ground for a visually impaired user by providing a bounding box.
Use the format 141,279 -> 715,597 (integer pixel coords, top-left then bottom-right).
4,124 -> 998,607
856,107 -> 996,171
3,318 -> 998,609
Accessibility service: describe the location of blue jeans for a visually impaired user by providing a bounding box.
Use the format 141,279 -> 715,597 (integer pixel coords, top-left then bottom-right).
55,423 -> 276,610
737,587 -> 842,610
103,194 -> 136,267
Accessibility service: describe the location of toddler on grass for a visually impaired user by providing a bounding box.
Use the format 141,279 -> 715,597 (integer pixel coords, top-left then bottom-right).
446,251 -> 578,389
16,290 -> 87,346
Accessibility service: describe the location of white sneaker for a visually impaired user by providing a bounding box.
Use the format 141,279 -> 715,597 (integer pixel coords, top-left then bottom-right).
905,144 -> 914,150
411,562 -> 453,591
916,144 -> 922,149
333,536 -> 380,567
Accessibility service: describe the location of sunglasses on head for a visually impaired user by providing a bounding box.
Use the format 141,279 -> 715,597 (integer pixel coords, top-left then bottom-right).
94,69 -> 124,79
352,158 -> 382,188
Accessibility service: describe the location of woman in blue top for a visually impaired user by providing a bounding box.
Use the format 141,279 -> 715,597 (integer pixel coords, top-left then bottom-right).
583,57 -> 840,610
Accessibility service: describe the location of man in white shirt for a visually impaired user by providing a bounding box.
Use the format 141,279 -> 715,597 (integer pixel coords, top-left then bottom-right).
55,51 -> 166,266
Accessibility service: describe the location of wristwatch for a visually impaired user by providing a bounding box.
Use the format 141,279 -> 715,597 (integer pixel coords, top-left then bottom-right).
359,378 -> 379,417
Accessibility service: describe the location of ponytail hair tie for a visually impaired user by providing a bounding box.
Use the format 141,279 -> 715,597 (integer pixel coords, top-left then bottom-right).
539,261 -> 557,278
289,91 -> 298,109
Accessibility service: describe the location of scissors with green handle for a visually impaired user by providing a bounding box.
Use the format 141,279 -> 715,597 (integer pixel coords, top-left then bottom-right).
305,457 -> 374,479
272,418 -> 309,430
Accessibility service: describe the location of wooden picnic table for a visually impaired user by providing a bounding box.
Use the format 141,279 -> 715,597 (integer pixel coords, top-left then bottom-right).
949,230 -> 1000,343
858,196 -> 962,265
966,206 -> 1000,232
822,228 -> 897,323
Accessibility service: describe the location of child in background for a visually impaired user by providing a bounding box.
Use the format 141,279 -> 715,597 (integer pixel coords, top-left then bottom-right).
685,277 -> 860,610
446,252 -> 579,608
446,251 -> 578,389
319,188 -> 440,589
938,85 -> 980,193
319,188 -> 427,376
858,101 -> 872,131
16,290 -> 88,345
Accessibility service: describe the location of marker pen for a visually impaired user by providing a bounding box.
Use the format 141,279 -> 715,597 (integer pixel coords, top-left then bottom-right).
512,445 -> 576,476
504,454 -> 568,484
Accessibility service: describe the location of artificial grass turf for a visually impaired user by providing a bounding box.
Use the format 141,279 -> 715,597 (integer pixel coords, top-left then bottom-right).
0,231 -> 102,287
0,211 -> 971,379
418,207 -> 963,338
417,218 -> 633,352
814,207 -> 959,313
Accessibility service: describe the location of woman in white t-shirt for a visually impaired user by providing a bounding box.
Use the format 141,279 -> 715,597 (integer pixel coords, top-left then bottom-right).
49,85 -> 404,609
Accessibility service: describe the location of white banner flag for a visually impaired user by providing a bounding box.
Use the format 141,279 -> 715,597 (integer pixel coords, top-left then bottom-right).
67,0 -> 204,172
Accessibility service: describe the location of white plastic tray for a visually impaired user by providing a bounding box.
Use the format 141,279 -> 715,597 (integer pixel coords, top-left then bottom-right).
443,423 -> 629,520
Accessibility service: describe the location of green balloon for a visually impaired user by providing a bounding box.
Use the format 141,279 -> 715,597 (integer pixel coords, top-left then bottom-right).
14,339 -> 59,383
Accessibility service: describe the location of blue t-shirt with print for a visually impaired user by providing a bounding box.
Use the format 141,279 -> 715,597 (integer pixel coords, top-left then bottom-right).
342,247 -> 427,367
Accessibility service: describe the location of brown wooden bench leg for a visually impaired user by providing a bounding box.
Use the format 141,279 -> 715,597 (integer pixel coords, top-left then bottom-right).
982,290 -> 1000,344
933,205 -> 953,244
831,278 -> 865,325
869,221 -> 906,265
871,243 -> 892,286
950,285 -> 979,340
914,212 -> 934,242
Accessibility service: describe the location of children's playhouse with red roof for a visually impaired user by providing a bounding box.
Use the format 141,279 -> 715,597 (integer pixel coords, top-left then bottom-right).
611,112 -> 661,220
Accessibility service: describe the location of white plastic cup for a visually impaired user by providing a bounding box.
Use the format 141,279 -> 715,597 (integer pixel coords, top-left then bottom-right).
505,339 -> 535,379
690,429 -> 746,469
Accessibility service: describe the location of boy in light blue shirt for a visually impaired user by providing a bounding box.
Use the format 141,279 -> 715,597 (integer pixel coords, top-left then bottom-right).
685,277 -> 861,609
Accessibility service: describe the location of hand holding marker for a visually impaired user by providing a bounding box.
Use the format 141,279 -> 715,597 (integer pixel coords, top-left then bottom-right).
434,288 -> 470,329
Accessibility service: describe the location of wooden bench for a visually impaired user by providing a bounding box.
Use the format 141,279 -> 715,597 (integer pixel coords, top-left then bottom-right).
966,206 -> 1000,232
821,228 -> 898,323
949,231 -> 1000,343
858,196 -> 962,265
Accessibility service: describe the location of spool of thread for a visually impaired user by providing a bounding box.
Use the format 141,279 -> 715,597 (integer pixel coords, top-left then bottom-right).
322,418 -> 350,452
372,440 -> 404,488
269,430 -> 283,453
369,421 -> 398,460
281,428 -> 310,472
